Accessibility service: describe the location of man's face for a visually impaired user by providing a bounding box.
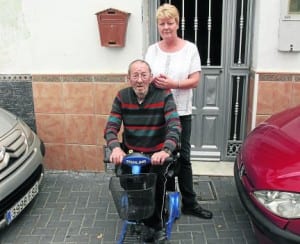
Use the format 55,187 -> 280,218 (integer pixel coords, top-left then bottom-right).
128,62 -> 152,99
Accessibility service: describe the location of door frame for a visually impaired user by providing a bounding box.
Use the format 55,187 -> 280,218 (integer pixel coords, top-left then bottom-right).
147,0 -> 253,162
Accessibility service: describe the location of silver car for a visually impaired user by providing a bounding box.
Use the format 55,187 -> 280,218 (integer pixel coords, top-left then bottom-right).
0,107 -> 45,228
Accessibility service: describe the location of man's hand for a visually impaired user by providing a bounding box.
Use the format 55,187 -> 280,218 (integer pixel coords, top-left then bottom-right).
110,147 -> 126,165
151,150 -> 170,165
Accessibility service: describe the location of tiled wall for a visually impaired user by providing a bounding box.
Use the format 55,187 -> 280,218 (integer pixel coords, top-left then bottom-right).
32,74 -> 129,172
4,72 -> 299,171
0,75 -> 36,131
249,72 -> 300,130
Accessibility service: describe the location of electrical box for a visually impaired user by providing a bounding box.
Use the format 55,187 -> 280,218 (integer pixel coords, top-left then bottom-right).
96,8 -> 130,48
278,0 -> 300,52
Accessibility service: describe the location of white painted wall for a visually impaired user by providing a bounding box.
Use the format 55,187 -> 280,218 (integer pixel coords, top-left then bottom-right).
0,0 -> 146,74
251,0 -> 300,72
2,0 -> 299,75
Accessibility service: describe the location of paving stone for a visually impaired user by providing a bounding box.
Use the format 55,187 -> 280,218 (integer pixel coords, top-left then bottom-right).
0,171 -> 257,244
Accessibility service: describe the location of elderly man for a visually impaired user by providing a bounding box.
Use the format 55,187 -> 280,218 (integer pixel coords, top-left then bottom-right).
104,59 -> 181,243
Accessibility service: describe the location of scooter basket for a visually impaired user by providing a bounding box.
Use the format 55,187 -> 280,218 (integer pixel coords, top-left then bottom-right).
109,173 -> 157,221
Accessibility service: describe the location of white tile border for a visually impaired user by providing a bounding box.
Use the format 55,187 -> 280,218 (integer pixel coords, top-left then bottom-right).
192,161 -> 234,176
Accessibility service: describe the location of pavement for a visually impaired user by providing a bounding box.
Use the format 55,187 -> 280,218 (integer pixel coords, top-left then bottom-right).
0,169 -> 258,244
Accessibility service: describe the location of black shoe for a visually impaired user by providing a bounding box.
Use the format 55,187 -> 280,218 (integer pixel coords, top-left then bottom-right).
154,228 -> 169,244
182,204 -> 213,219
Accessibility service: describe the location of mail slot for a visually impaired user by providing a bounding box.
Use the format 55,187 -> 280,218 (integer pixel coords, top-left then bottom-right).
96,8 -> 130,47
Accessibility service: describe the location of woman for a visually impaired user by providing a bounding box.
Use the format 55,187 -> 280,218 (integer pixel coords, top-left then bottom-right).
145,3 -> 212,219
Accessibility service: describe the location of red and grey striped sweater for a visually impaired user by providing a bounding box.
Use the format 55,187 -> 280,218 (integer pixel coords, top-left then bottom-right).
104,84 -> 181,154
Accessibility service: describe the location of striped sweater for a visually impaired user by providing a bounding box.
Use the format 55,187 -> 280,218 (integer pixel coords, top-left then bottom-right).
104,84 -> 181,153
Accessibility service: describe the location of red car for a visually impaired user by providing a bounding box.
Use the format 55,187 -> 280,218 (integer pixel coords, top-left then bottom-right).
234,105 -> 300,244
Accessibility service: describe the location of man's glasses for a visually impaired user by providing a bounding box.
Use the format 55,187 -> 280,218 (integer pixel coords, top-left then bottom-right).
130,73 -> 150,81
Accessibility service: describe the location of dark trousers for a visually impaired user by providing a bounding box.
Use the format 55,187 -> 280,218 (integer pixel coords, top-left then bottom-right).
118,162 -> 171,231
178,115 -> 197,207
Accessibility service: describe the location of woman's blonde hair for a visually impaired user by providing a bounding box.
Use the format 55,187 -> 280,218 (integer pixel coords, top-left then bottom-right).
156,3 -> 180,24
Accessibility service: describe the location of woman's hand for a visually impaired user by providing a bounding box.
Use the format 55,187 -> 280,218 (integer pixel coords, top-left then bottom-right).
153,74 -> 177,89
153,71 -> 201,89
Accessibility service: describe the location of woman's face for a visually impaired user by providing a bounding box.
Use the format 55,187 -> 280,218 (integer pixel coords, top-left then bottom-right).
157,17 -> 179,40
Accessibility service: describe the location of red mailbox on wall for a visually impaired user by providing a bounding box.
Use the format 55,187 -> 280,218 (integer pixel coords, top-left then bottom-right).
96,8 -> 130,47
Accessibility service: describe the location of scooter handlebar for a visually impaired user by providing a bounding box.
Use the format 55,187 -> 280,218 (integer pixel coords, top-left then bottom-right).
122,152 -> 174,174
122,152 -> 151,166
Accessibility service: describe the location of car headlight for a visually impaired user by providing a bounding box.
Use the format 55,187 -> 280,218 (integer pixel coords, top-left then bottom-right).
253,190 -> 300,218
19,119 -> 35,147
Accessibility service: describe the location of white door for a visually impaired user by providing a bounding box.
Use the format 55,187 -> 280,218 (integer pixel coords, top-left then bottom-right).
151,0 -> 253,161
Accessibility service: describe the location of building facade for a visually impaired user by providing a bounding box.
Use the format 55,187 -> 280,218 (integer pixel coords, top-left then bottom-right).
0,0 -> 300,171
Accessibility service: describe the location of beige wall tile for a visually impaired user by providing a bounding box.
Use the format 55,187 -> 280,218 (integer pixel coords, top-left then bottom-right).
257,81 -> 292,115
94,82 -> 129,115
63,82 -> 95,114
65,114 -> 97,144
96,115 -> 108,145
33,82 -> 64,113
94,83 -> 117,115
96,146 -> 105,171
272,82 -> 292,113
66,144 -> 100,171
44,143 -> 66,170
257,82 -> 274,114
36,113 -> 65,143
292,82 -> 300,106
